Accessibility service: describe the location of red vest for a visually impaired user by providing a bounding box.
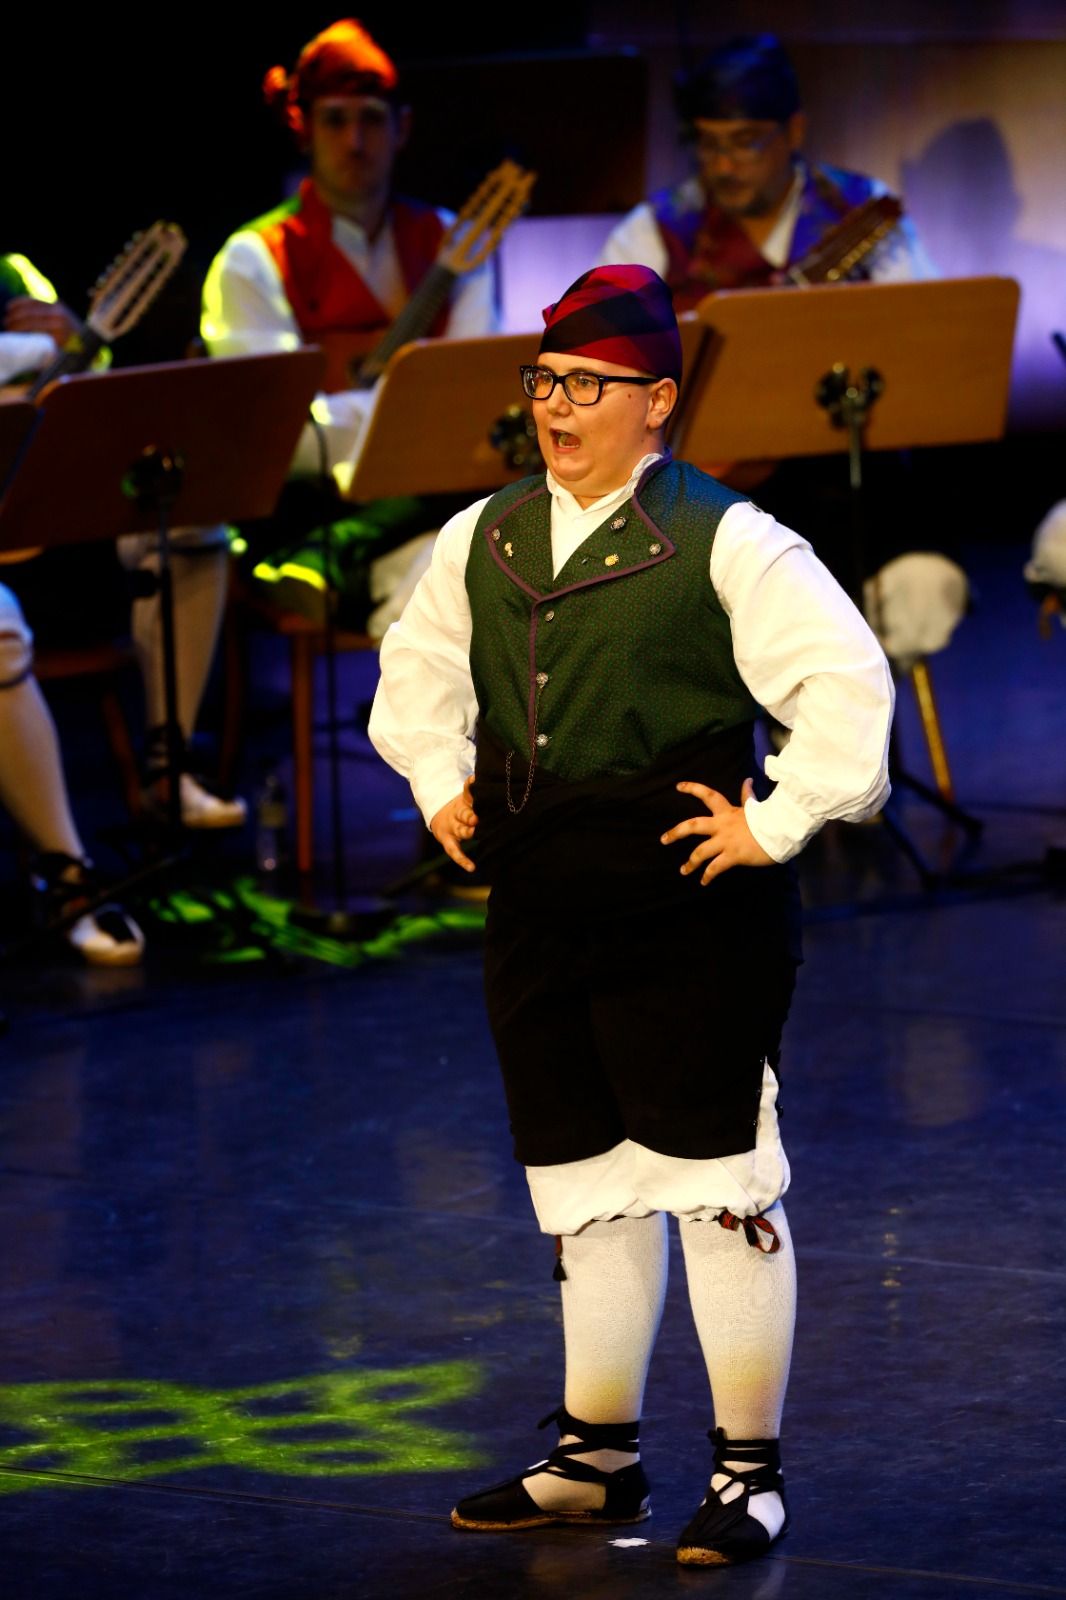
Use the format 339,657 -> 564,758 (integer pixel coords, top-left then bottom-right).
256,178 -> 448,341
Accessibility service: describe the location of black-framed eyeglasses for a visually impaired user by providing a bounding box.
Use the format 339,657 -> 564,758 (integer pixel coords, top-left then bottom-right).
693,124 -> 784,162
519,364 -> 660,407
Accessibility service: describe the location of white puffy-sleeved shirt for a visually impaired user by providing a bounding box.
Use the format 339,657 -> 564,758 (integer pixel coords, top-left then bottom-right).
201,202 -> 497,486
0,331 -> 57,384
603,169 -> 938,284
369,452 -> 894,865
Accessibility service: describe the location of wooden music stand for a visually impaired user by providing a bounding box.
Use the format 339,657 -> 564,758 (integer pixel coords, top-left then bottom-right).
0,352 -> 324,838
672,276 -> 1019,463
671,276 -> 1020,886
344,318 -> 711,502
0,400 -> 38,498
0,352 -> 324,550
345,332 -> 539,502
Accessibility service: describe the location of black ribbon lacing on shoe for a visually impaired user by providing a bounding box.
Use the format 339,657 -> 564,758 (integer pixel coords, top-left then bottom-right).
677,1427 -> 785,1555
30,854 -> 137,943
709,1426 -> 783,1495
458,1406 -> 641,1507
715,1209 -> 781,1253
534,1405 -> 640,1475
31,853 -> 98,922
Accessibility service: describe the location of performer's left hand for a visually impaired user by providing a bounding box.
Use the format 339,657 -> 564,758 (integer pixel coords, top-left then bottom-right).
660,778 -> 774,884
3,296 -> 84,347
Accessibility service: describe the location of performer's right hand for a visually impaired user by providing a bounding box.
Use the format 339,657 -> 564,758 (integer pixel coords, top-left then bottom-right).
430,776 -> 479,873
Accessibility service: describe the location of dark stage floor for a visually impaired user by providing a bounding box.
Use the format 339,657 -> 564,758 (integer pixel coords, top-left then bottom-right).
1,541 -> 1065,1598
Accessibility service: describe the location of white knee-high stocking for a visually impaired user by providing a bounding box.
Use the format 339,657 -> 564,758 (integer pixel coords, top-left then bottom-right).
524,1212 -> 668,1512
679,1202 -> 796,1538
0,674 -> 85,858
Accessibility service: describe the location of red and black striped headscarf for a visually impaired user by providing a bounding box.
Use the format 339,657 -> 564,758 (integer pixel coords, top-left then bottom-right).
538,265 -> 682,384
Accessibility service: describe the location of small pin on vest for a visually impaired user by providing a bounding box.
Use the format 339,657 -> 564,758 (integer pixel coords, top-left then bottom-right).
491,529 -> 500,541
611,515 -> 627,531
649,542 -> 662,555
504,542 -> 514,557
605,553 -> 619,566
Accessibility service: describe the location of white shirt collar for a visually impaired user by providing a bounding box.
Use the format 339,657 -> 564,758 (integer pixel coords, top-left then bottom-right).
761,163 -> 806,269
546,451 -> 665,521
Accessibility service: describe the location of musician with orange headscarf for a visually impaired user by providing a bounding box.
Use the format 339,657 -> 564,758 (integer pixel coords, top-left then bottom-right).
201,19 -> 497,632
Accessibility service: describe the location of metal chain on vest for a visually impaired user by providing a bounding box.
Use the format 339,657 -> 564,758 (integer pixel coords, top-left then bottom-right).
504,677 -> 547,815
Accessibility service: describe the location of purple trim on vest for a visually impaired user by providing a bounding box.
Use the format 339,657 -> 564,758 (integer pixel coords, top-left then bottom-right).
481,456 -> 677,605
480,483 -> 550,602
527,610 -> 540,750
480,456 -> 680,752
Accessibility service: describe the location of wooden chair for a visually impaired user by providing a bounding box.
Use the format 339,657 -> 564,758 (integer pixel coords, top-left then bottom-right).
34,639 -> 143,818
222,584 -> 375,877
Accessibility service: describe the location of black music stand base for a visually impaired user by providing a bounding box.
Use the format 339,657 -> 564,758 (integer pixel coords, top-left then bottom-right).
879,792 -> 983,892
816,366 -> 983,888
288,900 -> 396,941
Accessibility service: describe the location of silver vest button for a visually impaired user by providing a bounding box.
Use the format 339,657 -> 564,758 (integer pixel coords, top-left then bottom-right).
611,515 -> 627,530
536,671 -> 549,687
544,609 -> 555,621
535,733 -> 550,748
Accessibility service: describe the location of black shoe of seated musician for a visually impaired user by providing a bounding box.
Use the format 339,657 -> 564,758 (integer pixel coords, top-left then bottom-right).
30,853 -> 145,968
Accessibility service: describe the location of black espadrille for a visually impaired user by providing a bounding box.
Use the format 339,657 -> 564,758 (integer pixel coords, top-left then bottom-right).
676,1428 -> 789,1565
451,1406 -> 650,1531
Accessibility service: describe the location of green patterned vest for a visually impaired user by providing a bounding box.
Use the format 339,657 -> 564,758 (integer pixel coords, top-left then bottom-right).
465,457 -> 759,783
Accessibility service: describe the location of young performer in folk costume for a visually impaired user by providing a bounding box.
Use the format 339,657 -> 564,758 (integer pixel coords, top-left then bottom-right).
604,33 -> 934,298
202,18 -> 497,634
369,265 -> 894,1564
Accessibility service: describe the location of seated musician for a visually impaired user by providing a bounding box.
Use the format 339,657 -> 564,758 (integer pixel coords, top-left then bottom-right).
604,34 -> 938,602
201,17 -> 497,633
2,283 -> 145,953
604,33 -> 935,298
1,254 -> 244,830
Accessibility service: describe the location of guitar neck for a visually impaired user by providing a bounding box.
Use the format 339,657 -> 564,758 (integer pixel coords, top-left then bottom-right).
785,196 -> 903,286
25,324 -> 105,401
353,263 -> 458,388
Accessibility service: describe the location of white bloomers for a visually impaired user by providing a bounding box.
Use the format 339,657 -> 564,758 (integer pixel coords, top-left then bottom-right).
525,1063 -> 789,1236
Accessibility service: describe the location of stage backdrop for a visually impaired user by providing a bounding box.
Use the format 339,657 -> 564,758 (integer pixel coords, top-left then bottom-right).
574,4 -> 1066,431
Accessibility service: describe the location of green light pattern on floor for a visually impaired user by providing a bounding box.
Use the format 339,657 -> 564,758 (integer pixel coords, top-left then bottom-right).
0,1360 -> 484,1491
148,878 -> 486,967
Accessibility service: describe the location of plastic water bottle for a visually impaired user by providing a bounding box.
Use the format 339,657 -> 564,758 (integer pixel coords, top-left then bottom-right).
255,774 -> 288,880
